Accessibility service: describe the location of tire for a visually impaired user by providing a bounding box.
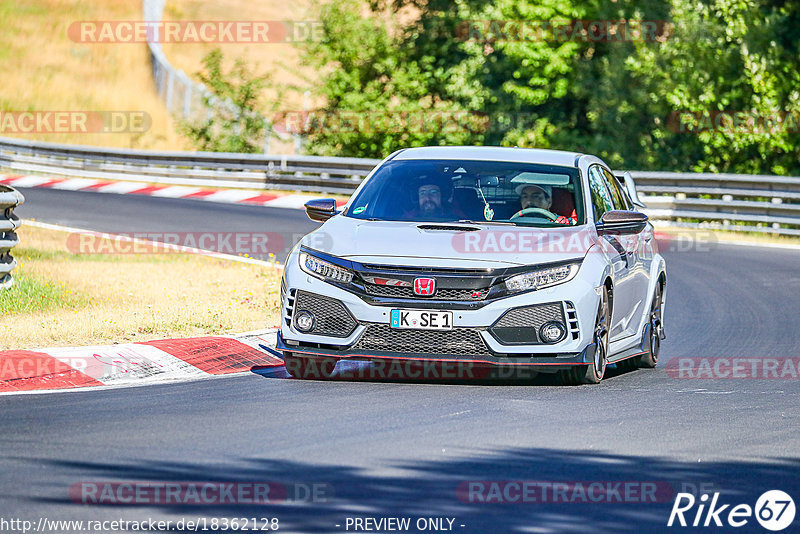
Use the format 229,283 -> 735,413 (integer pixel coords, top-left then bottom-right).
283,352 -> 337,379
635,281 -> 663,368
561,286 -> 610,385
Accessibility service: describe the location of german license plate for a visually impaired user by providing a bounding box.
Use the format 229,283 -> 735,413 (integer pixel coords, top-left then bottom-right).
390,309 -> 453,331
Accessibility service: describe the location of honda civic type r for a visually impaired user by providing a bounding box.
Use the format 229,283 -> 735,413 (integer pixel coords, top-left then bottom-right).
277,146 -> 666,384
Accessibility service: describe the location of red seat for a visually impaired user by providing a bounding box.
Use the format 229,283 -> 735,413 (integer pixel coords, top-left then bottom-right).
551,188 -> 576,218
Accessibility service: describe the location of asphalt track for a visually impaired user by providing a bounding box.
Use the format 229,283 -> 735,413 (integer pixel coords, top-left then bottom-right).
2,187 -> 800,533
14,187 -> 317,261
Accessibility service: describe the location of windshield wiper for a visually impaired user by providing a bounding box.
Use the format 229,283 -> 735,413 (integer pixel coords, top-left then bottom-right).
457,219 -> 517,226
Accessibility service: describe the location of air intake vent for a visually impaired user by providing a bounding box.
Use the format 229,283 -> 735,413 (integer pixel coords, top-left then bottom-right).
564,301 -> 580,340
489,302 -> 564,345
353,324 -> 491,356
293,291 -> 358,338
284,288 -> 297,327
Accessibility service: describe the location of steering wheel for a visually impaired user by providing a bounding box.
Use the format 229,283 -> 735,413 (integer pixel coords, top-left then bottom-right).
510,207 -> 559,221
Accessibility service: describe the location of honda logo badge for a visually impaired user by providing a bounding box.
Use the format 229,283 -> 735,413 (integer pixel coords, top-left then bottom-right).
413,278 -> 436,296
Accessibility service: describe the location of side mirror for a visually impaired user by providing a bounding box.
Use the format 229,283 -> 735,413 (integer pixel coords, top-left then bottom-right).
304,198 -> 337,222
597,210 -> 648,235
622,171 -> 647,208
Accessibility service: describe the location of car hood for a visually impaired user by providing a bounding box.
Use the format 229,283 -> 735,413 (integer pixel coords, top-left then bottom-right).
299,216 -> 597,267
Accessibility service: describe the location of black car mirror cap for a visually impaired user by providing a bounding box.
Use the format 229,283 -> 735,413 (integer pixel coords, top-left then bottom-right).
305,198 -> 338,222
597,210 -> 649,235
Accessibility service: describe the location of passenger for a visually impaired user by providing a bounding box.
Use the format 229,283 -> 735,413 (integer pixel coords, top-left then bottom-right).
405,177 -> 463,220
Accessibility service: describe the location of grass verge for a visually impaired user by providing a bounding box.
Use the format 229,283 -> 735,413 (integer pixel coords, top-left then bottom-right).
0,225 -> 283,350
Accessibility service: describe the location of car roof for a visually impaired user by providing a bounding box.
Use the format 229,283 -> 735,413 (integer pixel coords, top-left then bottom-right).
391,146 -> 583,167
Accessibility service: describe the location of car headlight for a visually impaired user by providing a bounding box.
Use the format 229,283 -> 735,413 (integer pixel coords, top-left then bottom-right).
504,262 -> 580,293
299,252 -> 354,283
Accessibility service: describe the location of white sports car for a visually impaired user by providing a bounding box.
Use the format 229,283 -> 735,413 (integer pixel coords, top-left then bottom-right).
278,146 -> 666,384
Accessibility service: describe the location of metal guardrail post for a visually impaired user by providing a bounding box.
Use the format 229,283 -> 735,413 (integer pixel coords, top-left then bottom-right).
0,185 -> 24,290
1,135 -> 799,235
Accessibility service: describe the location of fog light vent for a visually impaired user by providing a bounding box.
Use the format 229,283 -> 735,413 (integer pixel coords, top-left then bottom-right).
539,321 -> 566,343
295,310 -> 316,333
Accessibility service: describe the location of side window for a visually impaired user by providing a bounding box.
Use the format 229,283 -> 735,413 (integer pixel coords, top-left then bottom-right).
602,168 -> 630,210
587,166 -> 614,219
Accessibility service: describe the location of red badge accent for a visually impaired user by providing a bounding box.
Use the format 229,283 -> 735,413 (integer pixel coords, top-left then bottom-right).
413,278 -> 436,296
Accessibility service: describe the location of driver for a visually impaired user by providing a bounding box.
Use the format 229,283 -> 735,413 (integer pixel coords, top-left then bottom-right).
518,184 -> 552,211
515,184 -> 575,224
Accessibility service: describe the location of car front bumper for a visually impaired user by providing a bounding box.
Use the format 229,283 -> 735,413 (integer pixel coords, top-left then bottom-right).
279,255 -> 604,369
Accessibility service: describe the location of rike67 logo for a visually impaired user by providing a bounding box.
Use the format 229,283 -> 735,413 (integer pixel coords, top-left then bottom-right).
668,490 -> 796,531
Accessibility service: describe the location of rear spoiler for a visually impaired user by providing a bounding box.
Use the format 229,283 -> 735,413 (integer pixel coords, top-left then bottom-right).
622,171 -> 646,208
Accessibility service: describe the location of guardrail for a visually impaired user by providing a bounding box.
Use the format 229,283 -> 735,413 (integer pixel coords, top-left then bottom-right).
631,172 -> 800,236
1,136 -> 798,235
0,137 -> 379,195
0,184 -> 24,289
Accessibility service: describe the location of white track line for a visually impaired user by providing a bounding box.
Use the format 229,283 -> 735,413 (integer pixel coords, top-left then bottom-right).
25,220 -> 284,269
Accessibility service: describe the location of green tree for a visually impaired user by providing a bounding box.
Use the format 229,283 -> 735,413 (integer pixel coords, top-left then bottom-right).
180,49 -> 269,153
299,0 -> 800,175
626,0 -> 800,173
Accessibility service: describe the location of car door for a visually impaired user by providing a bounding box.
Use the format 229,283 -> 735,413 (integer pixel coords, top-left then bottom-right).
587,165 -> 634,340
601,166 -> 651,338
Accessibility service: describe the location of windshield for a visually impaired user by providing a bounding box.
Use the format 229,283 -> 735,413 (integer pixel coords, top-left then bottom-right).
346,159 -> 584,227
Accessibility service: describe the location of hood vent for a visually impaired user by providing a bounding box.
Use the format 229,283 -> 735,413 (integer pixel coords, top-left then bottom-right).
417,224 -> 480,232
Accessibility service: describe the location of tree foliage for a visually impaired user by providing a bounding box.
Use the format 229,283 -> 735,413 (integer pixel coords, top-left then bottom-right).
299,0 -> 800,174
180,49 -> 269,153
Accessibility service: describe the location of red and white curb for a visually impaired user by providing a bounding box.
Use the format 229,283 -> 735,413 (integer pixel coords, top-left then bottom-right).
0,174 -> 320,210
0,329 -> 284,395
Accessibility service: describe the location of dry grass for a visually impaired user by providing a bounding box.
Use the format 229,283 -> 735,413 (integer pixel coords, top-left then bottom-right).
1,0 -> 326,154
162,0 -> 318,154
0,0 -> 189,150
1,226 -> 283,350
163,0 -> 315,109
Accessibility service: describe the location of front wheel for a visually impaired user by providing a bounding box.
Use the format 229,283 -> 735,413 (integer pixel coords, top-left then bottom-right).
561,286 -> 609,385
283,353 -> 337,379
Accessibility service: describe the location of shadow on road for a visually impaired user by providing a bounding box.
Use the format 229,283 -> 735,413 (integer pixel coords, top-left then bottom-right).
251,358 -> 640,387
18,448 -> 800,533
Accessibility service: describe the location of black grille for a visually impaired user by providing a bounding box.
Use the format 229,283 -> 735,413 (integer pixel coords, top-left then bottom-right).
294,291 -> 357,338
360,264 -> 491,275
364,284 -> 489,301
493,303 -> 563,328
489,303 -> 565,345
353,324 -> 491,357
